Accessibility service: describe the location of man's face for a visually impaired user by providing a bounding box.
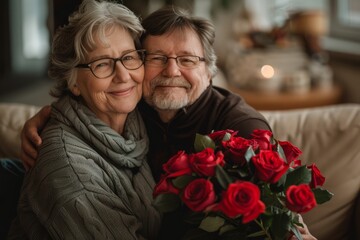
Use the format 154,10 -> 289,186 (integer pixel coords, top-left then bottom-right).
142,28 -> 211,111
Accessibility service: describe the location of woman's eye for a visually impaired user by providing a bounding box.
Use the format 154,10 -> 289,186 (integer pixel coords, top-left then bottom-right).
93,61 -> 110,69
123,55 -> 135,61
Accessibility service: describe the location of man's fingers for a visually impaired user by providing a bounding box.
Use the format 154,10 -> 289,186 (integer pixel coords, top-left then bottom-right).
39,105 -> 52,121
290,215 -> 317,240
20,151 -> 36,171
19,106 -> 51,169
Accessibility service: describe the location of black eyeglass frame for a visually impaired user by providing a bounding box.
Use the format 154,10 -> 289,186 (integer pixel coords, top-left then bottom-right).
145,53 -> 206,68
75,49 -> 146,79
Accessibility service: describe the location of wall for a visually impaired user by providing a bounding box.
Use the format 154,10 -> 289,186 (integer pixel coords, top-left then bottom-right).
329,52 -> 360,103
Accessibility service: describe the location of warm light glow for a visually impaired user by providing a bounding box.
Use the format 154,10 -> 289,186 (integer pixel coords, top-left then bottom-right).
260,65 -> 275,79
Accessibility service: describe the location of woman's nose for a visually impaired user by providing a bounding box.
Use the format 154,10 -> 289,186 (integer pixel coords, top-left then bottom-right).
113,61 -> 131,81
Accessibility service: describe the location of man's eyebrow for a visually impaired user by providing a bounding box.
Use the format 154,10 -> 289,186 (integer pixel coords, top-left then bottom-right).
146,50 -> 165,54
146,50 -> 197,55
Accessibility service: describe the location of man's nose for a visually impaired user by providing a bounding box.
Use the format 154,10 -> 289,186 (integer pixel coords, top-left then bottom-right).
162,58 -> 181,77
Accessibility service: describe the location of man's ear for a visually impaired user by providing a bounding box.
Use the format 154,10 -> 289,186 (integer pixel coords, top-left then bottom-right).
207,70 -> 212,84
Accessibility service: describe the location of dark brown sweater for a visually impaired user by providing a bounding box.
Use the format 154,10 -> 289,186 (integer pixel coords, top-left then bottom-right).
138,85 -> 271,182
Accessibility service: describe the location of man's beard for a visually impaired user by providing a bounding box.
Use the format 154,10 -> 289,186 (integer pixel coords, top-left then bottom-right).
144,76 -> 191,110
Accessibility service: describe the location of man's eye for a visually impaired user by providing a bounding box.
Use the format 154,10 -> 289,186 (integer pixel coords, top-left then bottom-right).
179,57 -> 195,65
180,58 -> 193,63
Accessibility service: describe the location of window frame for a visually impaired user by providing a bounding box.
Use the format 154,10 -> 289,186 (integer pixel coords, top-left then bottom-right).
329,0 -> 360,42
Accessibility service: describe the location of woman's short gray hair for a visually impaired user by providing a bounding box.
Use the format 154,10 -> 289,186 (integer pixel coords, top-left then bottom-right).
49,0 -> 143,98
140,6 -> 217,77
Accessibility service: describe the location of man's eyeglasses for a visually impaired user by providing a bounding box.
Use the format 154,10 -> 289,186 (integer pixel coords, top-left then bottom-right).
145,54 -> 205,69
75,49 -> 146,79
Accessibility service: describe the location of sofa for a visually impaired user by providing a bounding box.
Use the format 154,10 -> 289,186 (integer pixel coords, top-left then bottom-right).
0,102 -> 359,240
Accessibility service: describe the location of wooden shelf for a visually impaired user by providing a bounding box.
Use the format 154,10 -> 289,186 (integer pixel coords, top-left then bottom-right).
228,84 -> 343,110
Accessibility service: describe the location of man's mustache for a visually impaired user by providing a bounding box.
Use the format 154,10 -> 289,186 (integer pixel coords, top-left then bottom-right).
150,77 -> 191,89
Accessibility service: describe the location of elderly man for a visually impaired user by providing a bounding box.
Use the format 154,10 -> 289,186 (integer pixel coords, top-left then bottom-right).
4,5 -> 316,240
137,7 -> 271,180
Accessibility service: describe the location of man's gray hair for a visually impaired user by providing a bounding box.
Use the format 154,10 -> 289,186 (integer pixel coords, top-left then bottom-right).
140,6 -> 217,77
49,0 -> 143,98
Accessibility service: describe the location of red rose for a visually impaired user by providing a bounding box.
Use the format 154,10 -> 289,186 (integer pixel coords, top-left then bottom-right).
163,150 -> 192,178
216,181 -> 265,223
153,175 -> 180,197
251,129 -> 273,150
286,184 -> 317,213
181,178 -> 216,212
278,140 -> 302,164
307,164 -> 325,188
252,150 -> 289,183
208,129 -> 237,142
222,136 -> 259,165
189,148 -> 225,176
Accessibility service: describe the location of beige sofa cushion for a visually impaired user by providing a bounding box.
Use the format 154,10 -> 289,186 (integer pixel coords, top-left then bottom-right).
261,104 -> 360,240
0,103 -> 40,159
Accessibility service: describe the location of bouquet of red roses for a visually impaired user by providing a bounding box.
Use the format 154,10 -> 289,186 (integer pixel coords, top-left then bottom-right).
153,129 -> 333,240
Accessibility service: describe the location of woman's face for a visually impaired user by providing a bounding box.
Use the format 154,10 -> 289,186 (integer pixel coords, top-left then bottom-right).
73,26 -> 144,126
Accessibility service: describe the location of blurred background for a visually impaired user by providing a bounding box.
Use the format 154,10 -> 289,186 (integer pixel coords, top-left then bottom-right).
0,0 -> 359,109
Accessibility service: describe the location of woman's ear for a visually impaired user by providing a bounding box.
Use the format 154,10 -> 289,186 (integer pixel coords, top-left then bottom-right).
70,84 -> 81,96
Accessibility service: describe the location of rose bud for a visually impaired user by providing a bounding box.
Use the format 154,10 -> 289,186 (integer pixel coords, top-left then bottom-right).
307,163 -> 325,188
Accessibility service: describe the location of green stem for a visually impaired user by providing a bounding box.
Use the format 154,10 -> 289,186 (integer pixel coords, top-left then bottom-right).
255,219 -> 272,240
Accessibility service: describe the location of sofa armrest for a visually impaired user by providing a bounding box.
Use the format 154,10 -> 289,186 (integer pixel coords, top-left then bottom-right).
0,103 -> 41,159
261,104 -> 360,240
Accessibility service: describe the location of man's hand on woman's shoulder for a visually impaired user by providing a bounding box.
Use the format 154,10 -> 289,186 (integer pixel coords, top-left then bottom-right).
21,105 -> 51,170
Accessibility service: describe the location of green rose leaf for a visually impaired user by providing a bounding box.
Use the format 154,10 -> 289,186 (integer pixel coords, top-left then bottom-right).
216,165 -> 233,189
276,144 -> 287,163
194,133 -> 216,152
247,230 -> 267,238
270,135 -> 277,145
153,193 -> 180,213
244,146 -> 256,163
312,188 -> 334,204
275,170 -> 287,190
184,211 -> 206,225
172,175 -> 195,189
222,132 -> 232,141
270,212 -> 291,240
218,224 -> 236,235
199,216 -> 225,233
285,165 -> 311,188
290,224 -> 303,240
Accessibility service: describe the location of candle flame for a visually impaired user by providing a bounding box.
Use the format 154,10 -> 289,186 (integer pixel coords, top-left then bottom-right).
261,65 -> 275,79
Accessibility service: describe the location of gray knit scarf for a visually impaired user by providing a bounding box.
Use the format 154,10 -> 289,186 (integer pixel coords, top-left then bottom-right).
51,95 -> 149,169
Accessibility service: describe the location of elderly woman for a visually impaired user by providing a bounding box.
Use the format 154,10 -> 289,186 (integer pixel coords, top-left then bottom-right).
7,0 -> 161,239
